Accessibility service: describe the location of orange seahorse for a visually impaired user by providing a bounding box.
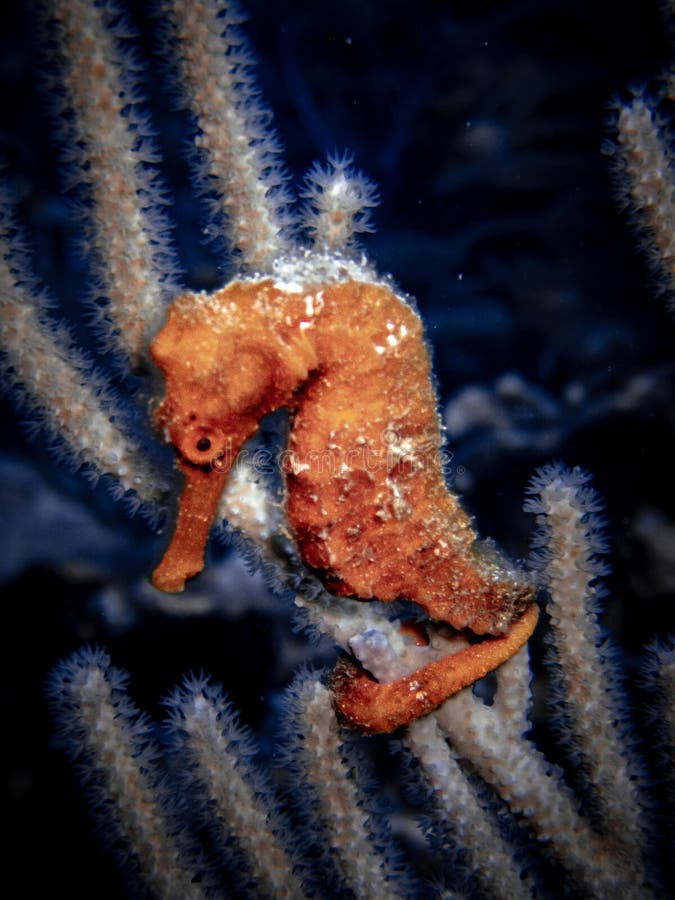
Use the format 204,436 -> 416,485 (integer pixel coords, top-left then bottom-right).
151,275 -> 537,731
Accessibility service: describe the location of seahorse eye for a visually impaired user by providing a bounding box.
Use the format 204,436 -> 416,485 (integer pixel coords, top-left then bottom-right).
196,437 -> 211,452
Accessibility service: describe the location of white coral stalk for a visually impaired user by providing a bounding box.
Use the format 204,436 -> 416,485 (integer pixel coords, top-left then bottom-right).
434,650 -> 629,896
49,0 -> 179,365
649,640 -> 675,753
0,194 -> 168,508
283,674 -> 407,897
164,0 -> 292,272
642,638 -> 675,811
615,93 -> 675,311
217,454 -> 281,542
47,648 -> 205,900
525,464 -> 646,852
164,676 -> 307,899
406,713 -> 532,900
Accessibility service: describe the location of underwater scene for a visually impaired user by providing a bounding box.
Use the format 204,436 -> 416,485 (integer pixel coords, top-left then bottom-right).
1,1 -> 673,897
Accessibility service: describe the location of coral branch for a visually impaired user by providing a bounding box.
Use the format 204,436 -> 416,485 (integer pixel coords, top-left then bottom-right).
163,0 -> 292,271
47,648 -> 205,899
48,0 -> 180,365
615,95 -> 675,311
165,676 -> 307,898
0,190 -> 168,508
281,674 -> 409,897
525,464 -> 646,852
406,714 -> 532,899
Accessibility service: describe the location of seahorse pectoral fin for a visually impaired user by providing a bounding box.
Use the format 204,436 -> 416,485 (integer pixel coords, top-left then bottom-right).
332,603 -> 539,734
152,459 -> 228,593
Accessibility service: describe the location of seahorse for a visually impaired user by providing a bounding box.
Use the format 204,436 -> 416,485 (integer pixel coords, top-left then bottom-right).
151,276 -> 533,639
